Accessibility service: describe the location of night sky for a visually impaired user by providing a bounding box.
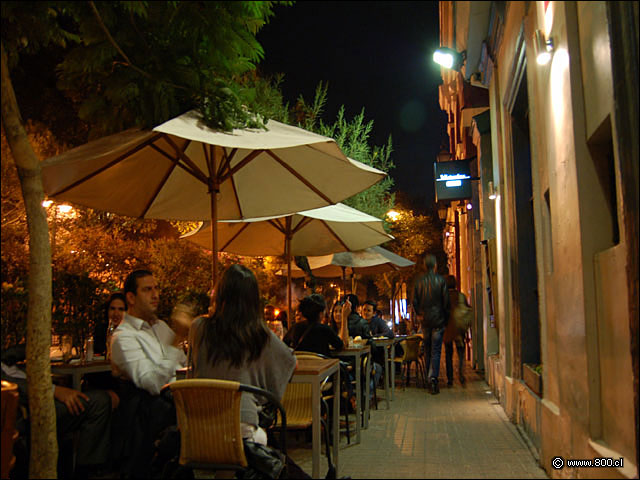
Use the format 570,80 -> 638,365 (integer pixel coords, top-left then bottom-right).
256,1 -> 449,212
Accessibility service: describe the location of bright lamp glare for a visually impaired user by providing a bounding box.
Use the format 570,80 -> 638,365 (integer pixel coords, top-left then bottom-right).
466,203 -> 473,210
433,51 -> 454,69
537,51 -> 551,65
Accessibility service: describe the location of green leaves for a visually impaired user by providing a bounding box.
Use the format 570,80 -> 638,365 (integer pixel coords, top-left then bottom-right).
2,1 -> 293,135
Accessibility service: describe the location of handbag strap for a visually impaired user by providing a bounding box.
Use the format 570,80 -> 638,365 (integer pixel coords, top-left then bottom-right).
293,322 -> 315,351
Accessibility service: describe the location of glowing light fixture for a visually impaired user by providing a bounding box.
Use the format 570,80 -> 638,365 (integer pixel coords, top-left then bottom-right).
386,210 -> 400,221
488,181 -> 497,200
534,29 -> 554,65
432,47 -> 466,71
466,202 -> 473,210
58,204 -> 73,213
42,200 -> 53,208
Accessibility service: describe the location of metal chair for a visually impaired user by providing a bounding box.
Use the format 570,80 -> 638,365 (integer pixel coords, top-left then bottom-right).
294,351 -> 354,443
275,352 -> 337,475
168,379 -> 286,475
393,335 -> 426,389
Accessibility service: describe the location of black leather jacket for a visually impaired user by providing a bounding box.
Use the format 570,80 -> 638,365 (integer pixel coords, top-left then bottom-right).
412,271 -> 450,329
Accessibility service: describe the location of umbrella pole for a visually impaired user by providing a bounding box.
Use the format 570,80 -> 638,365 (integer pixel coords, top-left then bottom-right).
341,266 -> 347,299
210,147 -> 220,300
211,190 -> 218,293
286,218 -> 293,326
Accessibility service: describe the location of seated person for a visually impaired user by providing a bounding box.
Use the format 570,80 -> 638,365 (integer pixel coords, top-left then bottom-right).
110,269 -> 187,396
362,300 -> 395,366
284,294 -> 347,356
275,310 -> 289,333
88,292 -> 128,392
362,301 -> 393,339
1,344 -> 115,478
345,294 -> 371,340
188,264 -> 297,447
344,294 -> 382,397
109,269 -> 188,476
329,300 -> 347,337
94,292 -> 127,357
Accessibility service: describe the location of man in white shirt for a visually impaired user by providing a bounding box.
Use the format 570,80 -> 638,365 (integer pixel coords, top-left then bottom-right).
111,269 -> 187,395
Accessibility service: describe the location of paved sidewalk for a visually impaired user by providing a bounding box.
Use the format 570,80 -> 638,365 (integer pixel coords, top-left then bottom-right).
288,367 -> 549,479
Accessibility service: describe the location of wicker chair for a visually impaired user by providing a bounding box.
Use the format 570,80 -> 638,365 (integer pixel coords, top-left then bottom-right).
274,352 -> 337,474
168,379 -> 286,474
294,351 -> 355,443
1,381 -> 19,480
393,335 -> 426,389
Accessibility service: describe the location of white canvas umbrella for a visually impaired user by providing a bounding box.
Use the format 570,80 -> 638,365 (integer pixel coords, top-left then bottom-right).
280,245 -> 415,294
41,110 -> 386,287
181,203 -> 393,317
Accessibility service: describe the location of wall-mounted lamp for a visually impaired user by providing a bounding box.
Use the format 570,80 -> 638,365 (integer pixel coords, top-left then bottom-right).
488,181 -> 497,200
534,29 -> 554,65
432,47 -> 466,71
466,202 -> 473,211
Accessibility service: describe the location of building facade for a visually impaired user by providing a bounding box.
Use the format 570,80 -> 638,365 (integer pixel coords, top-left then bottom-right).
436,2 -> 638,477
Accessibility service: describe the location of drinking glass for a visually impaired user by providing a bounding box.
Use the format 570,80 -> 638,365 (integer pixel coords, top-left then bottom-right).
61,335 -> 73,363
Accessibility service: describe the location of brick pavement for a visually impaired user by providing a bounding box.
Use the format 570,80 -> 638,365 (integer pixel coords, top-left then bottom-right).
287,365 -> 549,479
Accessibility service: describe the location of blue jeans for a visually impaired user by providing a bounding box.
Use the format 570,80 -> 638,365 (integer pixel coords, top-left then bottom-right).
422,326 -> 445,381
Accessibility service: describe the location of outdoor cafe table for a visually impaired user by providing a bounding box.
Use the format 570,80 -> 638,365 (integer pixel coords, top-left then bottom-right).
50,359 -> 112,390
370,337 -> 394,408
291,357 -> 340,479
330,344 -> 371,439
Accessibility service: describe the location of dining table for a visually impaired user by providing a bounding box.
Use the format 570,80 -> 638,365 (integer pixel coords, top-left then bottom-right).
331,344 -> 371,441
291,356 -> 340,479
370,337 -> 394,408
50,358 -> 113,391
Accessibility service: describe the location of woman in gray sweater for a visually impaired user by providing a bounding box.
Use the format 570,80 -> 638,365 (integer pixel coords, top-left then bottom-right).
188,264 -> 297,445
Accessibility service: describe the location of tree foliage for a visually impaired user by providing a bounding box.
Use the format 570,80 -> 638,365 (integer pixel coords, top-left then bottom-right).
372,207 -> 446,303
2,1 -> 292,138
292,82 -> 396,220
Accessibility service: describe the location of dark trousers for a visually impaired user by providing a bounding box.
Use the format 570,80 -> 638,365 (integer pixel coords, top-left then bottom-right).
111,380 -> 176,478
54,389 -> 113,467
10,389 -> 112,479
444,340 -> 465,383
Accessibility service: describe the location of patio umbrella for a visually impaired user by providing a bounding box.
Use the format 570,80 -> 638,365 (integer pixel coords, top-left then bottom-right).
41,110 -> 386,288
180,202 -> 393,318
280,246 -> 415,295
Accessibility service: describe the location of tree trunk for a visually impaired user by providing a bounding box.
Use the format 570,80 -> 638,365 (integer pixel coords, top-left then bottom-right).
1,42 -> 58,479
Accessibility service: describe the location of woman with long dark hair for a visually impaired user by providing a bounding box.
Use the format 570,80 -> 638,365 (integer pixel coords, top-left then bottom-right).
284,294 -> 348,357
188,264 -> 296,445
94,292 -> 127,357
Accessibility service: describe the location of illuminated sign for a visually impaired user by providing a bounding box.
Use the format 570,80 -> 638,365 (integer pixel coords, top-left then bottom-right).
434,160 -> 472,201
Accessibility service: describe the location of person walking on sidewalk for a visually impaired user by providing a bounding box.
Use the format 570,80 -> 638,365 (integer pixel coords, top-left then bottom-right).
412,254 -> 450,394
443,275 -> 467,386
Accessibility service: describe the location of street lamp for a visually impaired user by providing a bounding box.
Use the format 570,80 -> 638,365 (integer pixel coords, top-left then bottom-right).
432,47 -> 466,71
42,200 -> 75,258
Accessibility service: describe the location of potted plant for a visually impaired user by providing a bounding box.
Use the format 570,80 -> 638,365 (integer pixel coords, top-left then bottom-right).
523,363 -> 542,396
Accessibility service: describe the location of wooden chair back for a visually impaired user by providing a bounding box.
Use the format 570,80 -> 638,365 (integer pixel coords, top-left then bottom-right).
169,379 -> 248,469
1,381 -> 19,480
